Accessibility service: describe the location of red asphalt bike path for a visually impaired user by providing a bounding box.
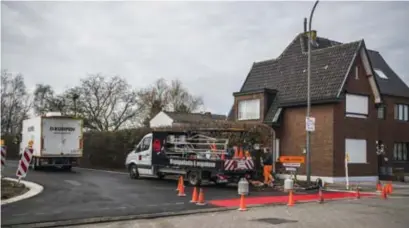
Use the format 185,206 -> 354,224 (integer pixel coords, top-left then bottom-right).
208,191 -> 376,207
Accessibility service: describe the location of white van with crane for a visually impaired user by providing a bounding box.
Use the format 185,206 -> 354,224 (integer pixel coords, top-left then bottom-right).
20,112 -> 83,171
125,129 -> 255,186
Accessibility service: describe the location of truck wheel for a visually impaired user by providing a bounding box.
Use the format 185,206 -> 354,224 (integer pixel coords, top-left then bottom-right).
188,171 -> 201,186
129,164 -> 139,179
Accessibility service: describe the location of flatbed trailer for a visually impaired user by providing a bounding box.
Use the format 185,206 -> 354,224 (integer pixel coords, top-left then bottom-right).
125,130 -> 255,186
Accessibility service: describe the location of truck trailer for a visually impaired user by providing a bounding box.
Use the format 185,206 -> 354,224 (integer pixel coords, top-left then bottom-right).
125,130 -> 256,186
20,112 -> 83,170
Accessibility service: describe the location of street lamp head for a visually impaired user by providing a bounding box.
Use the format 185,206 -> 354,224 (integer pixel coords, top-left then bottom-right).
72,93 -> 79,101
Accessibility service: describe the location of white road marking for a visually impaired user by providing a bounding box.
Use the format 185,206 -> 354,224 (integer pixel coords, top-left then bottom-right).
64,180 -> 81,186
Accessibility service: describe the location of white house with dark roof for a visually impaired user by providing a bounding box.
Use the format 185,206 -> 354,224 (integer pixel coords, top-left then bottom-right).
150,111 -> 227,128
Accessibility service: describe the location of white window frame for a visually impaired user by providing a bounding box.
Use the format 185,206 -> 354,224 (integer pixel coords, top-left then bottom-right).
394,104 -> 409,121
377,105 -> 385,119
393,142 -> 409,161
345,93 -> 369,118
237,99 -> 260,120
345,138 -> 367,164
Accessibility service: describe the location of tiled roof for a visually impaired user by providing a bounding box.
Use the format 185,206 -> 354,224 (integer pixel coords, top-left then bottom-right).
164,111 -> 226,123
368,50 -> 409,98
230,33 -> 409,123
237,33 -> 362,123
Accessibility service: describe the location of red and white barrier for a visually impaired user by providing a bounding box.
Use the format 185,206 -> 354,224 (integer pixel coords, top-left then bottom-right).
1,145 -> 6,168
16,147 -> 34,178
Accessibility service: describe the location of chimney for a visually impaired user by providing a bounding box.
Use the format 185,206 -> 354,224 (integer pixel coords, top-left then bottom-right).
303,17 -> 307,33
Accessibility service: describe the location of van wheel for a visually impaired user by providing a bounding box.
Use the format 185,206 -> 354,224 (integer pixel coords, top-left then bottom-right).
129,164 -> 139,179
188,171 -> 201,186
157,173 -> 165,180
33,158 -> 38,171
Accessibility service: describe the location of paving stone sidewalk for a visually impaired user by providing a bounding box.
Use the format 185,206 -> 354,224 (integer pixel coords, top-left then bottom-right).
71,196 -> 409,228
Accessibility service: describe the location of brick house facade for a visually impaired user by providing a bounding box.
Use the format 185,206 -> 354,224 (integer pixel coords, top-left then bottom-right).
228,32 -> 409,183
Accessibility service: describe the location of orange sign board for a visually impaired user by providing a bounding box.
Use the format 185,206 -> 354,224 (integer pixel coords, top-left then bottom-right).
279,156 -> 305,164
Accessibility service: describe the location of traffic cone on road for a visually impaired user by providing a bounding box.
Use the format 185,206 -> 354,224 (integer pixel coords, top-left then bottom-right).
376,180 -> 382,192
196,188 -> 206,205
318,188 -> 324,204
381,186 -> 387,200
387,182 -> 393,194
190,187 -> 198,203
176,176 -> 182,191
178,181 -> 186,197
287,190 -> 295,206
238,194 -> 247,211
356,187 -> 361,199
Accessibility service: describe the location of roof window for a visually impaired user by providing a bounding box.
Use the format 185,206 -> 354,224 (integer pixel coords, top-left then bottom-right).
374,69 -> 388,79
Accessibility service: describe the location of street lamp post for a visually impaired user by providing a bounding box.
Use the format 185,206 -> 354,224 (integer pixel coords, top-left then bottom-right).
72,93 -> 79,117
306,0 -> 320,185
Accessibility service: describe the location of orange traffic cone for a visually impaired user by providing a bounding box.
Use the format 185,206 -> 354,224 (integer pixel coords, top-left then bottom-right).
238,147 -> 244,159
356,187 -> 361,199
381,186 -> 387,200
176,176 -> 182,191
196,188 -> 206,205
238,194 -> 247,211
318,188 -> 324,204
287,190 -> 295,206
376,180 -> 382,192
178,181 -> 186,197
190,187 -> 198,203
388,182 -> 393,194
233,146 -> 239,158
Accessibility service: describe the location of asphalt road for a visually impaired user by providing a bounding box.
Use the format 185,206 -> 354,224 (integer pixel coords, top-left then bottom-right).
1,161 -> 278,226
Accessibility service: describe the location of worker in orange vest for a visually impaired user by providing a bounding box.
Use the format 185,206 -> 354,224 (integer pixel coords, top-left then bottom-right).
262,149 -> 274,186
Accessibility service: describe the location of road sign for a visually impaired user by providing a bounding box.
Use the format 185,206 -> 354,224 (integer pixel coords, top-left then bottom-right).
285,167 -> 297,171
283,163 -> 301,167
279,156 -> 305,164
305,117 -> 315,132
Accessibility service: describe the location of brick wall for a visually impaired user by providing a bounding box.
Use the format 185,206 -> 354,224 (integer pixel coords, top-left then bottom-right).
333,55 -> 379,177
378,95 -> 409,173
278,104 -> 335,176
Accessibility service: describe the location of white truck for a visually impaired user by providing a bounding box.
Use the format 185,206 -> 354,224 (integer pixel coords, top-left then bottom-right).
125,130 -> 255,186
20,112 -> 83,171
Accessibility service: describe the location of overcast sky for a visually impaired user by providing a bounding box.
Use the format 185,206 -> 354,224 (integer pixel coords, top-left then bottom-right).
2,1 -> 409,115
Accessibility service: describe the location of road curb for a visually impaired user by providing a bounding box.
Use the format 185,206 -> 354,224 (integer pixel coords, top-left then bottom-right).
1,178 -> 44,205
2,194 -> 376,228
325,188 -> 378,195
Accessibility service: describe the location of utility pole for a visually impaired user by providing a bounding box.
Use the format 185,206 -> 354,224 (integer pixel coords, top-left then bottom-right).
306,0 -> 319,185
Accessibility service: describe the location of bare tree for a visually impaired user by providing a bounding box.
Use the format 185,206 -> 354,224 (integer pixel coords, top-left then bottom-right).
1,70 -> 32,134
136,78 -> 204,126
74,74 -> 139,131
167,79 -> 203,113
33,84 -> 67,115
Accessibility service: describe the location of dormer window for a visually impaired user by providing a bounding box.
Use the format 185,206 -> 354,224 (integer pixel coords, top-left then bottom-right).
374,69 -> 388,79
238,99 -> 260,120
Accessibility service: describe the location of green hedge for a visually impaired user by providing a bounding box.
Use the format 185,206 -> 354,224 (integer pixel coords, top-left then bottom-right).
80,128 -> 151,170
